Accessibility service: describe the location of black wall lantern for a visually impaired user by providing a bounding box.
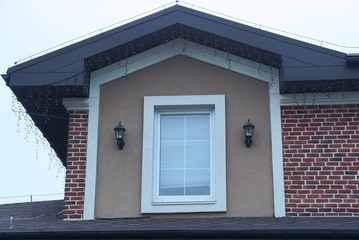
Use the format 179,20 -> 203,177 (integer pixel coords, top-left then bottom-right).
243,119 -> 255,147
114,122 -> 126,150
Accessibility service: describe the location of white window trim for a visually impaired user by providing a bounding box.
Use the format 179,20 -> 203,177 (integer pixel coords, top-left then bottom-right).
141,95 -> 226,213
153,109 -> 214,204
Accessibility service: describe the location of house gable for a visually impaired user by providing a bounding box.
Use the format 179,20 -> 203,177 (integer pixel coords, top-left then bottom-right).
63,38 -> 280,219
3,5 -> 358,166
2,3 -> 359,222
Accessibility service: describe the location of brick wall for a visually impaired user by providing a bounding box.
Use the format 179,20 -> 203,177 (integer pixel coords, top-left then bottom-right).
63,110 -> 88,219
282,104 -> 359,216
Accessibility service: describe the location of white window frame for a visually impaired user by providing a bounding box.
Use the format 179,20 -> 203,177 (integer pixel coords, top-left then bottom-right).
154,109 -> 214,203
141,95 -> 226,213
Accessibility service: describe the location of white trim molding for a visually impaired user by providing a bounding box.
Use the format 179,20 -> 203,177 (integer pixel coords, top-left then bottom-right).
141,95 -> 226,213
269,79 -> 286,217
62,98 -> 89,110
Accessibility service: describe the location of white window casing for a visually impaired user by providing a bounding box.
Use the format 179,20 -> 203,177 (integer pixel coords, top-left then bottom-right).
141,95 -> 226,213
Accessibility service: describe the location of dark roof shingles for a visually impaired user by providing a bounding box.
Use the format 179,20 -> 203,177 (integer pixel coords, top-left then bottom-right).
1,200 -> 359,237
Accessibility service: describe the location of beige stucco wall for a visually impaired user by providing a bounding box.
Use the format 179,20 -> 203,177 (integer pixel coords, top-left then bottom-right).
95,55 -> 273,218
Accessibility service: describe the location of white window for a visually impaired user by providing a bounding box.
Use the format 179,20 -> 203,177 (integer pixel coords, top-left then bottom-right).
141,95 -> 226,213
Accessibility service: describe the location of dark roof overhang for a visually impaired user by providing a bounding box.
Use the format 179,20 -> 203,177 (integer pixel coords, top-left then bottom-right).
280,52 -> 359,94
3,5 -> 359,165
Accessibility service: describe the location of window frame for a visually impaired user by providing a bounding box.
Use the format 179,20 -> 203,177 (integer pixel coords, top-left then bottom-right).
154,109 -> 214,203
141,95 -> 226,213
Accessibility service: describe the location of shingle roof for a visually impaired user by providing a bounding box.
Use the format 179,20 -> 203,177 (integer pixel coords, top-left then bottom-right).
1,200 -> 359,239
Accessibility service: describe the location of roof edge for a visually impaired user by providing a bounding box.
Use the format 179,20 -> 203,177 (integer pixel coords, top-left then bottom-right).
347,53 -> 359,67
6,4 -> 348,75
2,228 -> 359,239
1,74 -> 9,85
5,5 -> 183,74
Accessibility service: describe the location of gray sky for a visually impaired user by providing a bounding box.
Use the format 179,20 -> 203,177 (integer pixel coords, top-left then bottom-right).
1,0 -> 358,204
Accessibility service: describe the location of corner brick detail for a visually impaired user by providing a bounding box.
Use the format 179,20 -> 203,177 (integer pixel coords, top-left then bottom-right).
282,104 -> 359,216
63,110 -> 88,219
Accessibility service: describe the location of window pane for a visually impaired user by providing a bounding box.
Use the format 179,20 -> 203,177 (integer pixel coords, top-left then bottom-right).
186,141 -> 210,169
160,142 -> 184,169
186,114 -> 210,140
160,115 -> 184,141
159,113 -> 211,197
159,170 -> 184,196
185,169 -> 210,195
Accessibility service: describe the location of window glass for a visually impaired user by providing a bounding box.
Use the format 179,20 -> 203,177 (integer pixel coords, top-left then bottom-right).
159,113 -> 210,196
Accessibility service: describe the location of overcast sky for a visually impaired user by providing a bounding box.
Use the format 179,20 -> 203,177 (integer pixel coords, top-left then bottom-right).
1,0 -> 358,204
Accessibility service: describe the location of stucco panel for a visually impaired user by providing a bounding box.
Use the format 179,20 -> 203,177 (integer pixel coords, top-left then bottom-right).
96,55 -> 273,218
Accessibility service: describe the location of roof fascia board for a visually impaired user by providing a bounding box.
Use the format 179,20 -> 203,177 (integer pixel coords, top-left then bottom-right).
282,64 -> 359,82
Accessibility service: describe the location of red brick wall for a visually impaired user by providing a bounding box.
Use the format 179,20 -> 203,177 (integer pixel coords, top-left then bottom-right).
63,110 -> 88,219
282,104 -> 359,216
